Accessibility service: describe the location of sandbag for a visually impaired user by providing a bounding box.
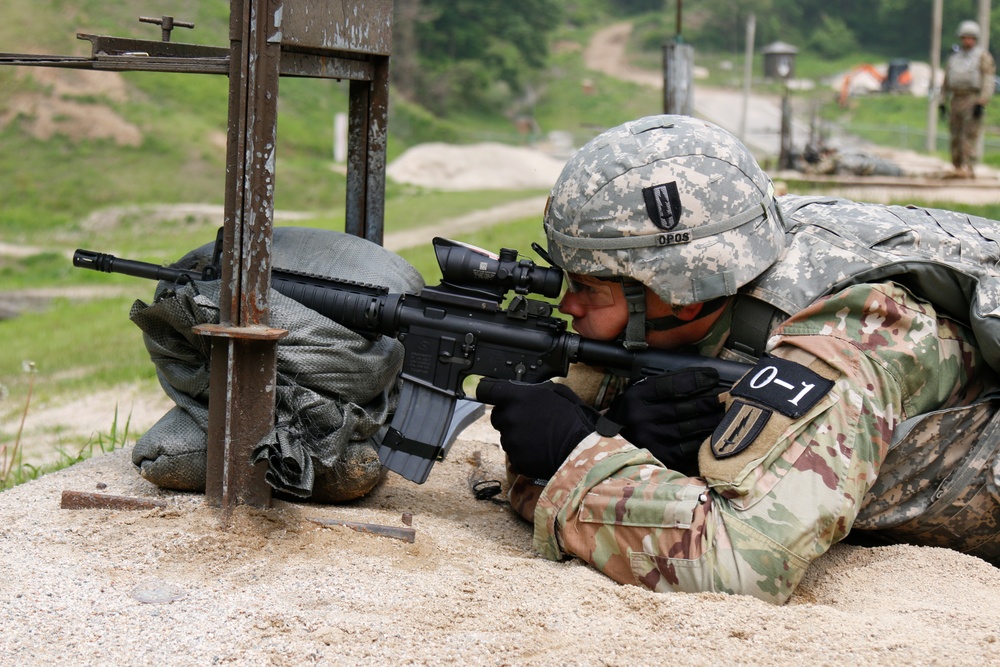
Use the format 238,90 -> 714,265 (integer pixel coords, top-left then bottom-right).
129,227 -> 424,502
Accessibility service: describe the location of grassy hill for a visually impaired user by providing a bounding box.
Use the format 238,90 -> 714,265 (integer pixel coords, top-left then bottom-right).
0,1 -> 346,233
0,2 -> 668,240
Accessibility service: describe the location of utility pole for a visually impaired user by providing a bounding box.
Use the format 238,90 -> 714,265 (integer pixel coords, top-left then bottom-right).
979,0 -> 991,53
739,13 -> 756,142
926,0 -> 942,152
663,0 -> 694,115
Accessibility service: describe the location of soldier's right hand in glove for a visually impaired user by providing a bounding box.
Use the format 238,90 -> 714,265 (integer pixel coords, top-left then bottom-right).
604,367 -> 726,474
477,379 -> 602,480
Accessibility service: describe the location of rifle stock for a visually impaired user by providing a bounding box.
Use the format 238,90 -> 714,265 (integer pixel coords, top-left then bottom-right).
73,236 -> 751,484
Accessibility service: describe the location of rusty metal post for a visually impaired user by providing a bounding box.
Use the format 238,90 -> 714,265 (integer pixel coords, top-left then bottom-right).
344,79 -> 370,240
779,85 -> 793,170
196,0 -> 287,514
365,56 -> 389,245
344,55 -> 389,245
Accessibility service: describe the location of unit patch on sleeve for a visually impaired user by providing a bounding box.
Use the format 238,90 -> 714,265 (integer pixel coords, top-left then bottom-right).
710,399 -> 772,459
729,355 -> 834,419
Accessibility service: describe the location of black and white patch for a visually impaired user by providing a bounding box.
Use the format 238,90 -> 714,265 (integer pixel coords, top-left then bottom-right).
711,399 -> 771,459
730,356 -> 834,419
642,181 -> 682,231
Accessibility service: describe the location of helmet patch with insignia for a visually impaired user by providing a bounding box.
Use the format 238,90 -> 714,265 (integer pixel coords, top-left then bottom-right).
643,182 -> 682,231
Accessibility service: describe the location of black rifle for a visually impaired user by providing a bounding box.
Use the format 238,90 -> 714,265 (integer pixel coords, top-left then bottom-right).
73,236 -> 751,484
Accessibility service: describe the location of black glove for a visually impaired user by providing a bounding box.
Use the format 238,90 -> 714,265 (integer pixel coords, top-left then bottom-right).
477,379 -> 601,480
939,103 -> 947,120
604,367 -> 726,474
974,103 -> 985,119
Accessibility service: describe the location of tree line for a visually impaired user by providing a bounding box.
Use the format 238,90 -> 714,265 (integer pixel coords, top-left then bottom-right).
392,0 -> 998,115
684,0 -> 995,59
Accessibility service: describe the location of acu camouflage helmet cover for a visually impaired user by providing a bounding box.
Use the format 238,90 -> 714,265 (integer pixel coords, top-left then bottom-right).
544,115 -> 785,306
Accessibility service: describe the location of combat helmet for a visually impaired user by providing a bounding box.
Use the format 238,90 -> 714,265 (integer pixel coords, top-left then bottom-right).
544,114 -> 785,347
958,20 -> 981,39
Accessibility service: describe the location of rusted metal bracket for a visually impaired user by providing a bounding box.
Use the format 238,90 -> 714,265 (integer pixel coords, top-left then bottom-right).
0,35 -> 375,79
139,15 -> 195,43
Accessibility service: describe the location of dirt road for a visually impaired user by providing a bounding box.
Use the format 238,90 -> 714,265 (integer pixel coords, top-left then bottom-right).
582,22 -> 798,156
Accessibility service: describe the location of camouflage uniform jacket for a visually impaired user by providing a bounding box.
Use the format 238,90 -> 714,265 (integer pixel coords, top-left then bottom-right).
530,197 -> 1000,603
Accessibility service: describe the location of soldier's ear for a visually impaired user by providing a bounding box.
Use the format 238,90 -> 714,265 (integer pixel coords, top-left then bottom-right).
675,302 -> 704,322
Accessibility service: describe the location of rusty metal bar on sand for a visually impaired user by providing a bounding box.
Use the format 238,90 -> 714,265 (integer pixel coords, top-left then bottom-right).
198,0 -> 286,516
308,517 -> 417,543
60,490 -> 168,511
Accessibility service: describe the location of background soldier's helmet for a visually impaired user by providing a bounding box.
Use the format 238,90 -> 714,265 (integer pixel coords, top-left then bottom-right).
958,20 -> 981,39
544,115 -> 785,306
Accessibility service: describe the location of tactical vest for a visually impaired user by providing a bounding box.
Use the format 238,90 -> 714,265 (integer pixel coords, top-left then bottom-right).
726,195 -> 1000,373
947,46 -> 986,91
725,195 -> 1000,563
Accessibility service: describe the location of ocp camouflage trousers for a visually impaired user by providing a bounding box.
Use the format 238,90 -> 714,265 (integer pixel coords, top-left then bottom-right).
949,93 -> 984,169
852,398 -> 1000,566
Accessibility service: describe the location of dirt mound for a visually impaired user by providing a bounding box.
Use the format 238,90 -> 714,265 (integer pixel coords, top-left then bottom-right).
387,142 -> 566,191
0,68 -> 141,146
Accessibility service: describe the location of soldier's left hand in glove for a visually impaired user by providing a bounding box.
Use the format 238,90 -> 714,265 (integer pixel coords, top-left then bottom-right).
604,367 -> 726,474
477,379 -> 606,480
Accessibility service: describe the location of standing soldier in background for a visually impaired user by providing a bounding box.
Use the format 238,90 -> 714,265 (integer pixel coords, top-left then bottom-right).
941,20 -> 996,178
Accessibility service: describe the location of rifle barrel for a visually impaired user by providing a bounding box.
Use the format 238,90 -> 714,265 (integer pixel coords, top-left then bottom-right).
573,336 -> 750,386
73,250 -> 201,283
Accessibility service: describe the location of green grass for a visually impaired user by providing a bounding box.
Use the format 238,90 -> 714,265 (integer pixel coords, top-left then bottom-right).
816,93 -> 1000,166
1,403 -> 133,492
534,27 -> 662,145
0,297 -> 158,404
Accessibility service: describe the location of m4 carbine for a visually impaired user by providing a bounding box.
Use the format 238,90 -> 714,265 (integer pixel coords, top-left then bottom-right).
74,236 -> 751,484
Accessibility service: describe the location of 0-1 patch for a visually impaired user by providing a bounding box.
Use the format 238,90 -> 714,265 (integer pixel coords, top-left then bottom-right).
730,355 -> 834,419
711,399 -> 772,459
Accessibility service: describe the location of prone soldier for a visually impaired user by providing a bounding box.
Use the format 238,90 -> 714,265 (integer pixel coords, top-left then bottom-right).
479,114 -> 1000,603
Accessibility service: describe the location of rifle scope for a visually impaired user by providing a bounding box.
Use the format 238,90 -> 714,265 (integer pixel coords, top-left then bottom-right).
433,237 -> 563,299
